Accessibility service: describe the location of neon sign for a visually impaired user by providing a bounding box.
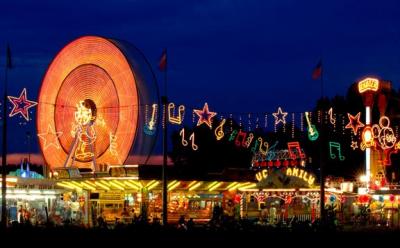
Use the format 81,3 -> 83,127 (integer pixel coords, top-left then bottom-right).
345,112 -> 365,135
8,88 -> 38,121
286,168 -> 315,186
329,142 -> 345,161
214,119 -> 226,141
194,102 -> 217,129
372,116 -> 396,150
168,103 -> 185,125
358,77 -> 379,93
144,104 -> 158,135
272,107 -> 288,126
255,168 -> 315,186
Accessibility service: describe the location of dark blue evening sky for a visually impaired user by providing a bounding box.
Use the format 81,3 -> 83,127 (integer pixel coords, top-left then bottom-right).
0,0 -> 399,154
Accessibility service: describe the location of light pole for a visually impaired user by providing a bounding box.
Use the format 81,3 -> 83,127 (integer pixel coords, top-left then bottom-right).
358,77 -> 379,189
1,45 -> 10,228
26,131 -> 31,165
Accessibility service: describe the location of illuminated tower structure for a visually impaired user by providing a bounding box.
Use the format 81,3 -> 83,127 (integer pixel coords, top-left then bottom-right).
358,77 -> 392,188
358,77 -> 379,188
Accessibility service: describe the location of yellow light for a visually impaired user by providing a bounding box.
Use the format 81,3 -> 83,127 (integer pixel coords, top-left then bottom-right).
207,181 -> 219,189
57,182 -> 75,190
358,77 -> 379,93
80,182 -> 96,191
214,119 -> 226,141
168,181 -> 180,191
123,181 -> 140,190
146,180 -> 156,187
146,180 -> 158,189
100,180 -> 111,186
109,182 -> 125,190
168,103 -> 185,125
62,182 -> 82,190
70,181 -> 85,189
364,129 -> 372,142
238,183 -> 257,190
227,182 -> 238,191
147,181 -> 160,191
168,180 -> 178,188
0,177 -> 18,183
95,181 -> 110,191
112,180 -> 126,188
188,181 -> 198,188
129,180 -> 143,189
209,182 -> 223,192
74,100 -> 93,125
236,182 -> 251,189
189,182 -> 202,191
85,180 -> 97,188
359,175 -> 368,183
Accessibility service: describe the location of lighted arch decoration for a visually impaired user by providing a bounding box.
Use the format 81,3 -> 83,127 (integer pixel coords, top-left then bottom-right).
37,36 -> 157,169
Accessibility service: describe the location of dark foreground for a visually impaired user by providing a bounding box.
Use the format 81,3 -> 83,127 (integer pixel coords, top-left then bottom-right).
1,224 -> 399,247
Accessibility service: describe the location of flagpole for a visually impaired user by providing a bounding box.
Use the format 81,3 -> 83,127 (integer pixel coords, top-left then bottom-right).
161,48 -> 168,226
320,59 -> 324,99
319,58 -> 326,227
1,45 -> 9,228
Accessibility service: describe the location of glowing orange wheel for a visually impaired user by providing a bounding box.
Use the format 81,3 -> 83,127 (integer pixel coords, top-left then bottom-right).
37,36 -> 139,169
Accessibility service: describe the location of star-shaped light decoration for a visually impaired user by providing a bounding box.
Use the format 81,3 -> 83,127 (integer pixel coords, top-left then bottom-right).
272,107 -> 288,126
8,88 -> 38,121
345,112 -> 365,135
37,125 -> 63,150
351,141 -> 358,150
193,102 -> 217,129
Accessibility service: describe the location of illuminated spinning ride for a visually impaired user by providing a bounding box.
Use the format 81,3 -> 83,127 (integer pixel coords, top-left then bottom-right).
37,36 -> 158,170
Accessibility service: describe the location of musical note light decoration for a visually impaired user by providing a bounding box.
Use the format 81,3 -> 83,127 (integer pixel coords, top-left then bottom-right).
8,88 -> 38,121
179,128 -> 188,146
245,133 -> 254,148
345,112 -> 365,135
328,107 -> 336,125
194,102 -> 217,129
229,130 -> 238,142
214,119 -> 226,141
235,130 -> 247,147
179,128 -> 198,151
272,107 -> 288,126
329,142 -> 345,161
287,142 -> 306,160
258,137 -> 269,155
189,133 -> 198,151
168,103 -> 185,125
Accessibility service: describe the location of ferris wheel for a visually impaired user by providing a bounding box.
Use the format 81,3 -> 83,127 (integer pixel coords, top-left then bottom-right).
37,36 -> 158,170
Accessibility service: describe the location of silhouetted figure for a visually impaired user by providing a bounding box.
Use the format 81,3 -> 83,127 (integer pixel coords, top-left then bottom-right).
178,215 -> 187,230
187,218 -> 194,230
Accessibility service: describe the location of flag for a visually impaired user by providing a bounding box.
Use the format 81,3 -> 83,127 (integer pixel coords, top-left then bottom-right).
159,49 -> 167,71
312,60 -> 322,80
6,44 -> 12,69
